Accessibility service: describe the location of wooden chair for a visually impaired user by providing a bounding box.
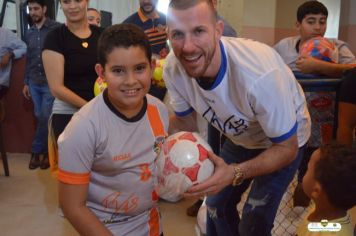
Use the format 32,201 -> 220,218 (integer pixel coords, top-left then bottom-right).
0,98 -> 9,176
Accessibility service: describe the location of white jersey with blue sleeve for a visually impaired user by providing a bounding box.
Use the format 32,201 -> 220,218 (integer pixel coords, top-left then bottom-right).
164,37 -> 311,149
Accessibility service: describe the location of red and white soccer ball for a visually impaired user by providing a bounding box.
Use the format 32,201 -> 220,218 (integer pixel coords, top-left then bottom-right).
156,131 -> 215,202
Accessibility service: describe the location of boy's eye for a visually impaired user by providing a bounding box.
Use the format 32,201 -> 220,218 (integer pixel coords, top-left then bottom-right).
112,68 -> 124,74
135,64 -> 147,72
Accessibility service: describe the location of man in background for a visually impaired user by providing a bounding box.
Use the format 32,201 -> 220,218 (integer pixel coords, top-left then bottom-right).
123,0 -> 169,101
22,0 -> 60,170
186,0 -> 238,217
0,27 -> 26,99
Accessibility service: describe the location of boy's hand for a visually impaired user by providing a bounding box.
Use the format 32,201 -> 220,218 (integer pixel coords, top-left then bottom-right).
184,152 -> 235,198
296,56 -> 321,74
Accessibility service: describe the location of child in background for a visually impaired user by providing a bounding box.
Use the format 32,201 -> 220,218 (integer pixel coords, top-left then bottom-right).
274,1 -> 356,207
297,143 -> 356,236
57,23 -> 168,236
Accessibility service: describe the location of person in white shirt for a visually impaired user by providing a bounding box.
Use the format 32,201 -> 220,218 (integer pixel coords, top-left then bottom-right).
164,0 -> 311,235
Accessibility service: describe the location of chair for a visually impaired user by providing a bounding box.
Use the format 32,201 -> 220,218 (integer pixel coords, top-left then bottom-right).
0,99 -> 9,176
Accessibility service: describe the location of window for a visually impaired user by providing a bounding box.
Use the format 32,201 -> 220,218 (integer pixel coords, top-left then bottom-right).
1,0 -> 17,31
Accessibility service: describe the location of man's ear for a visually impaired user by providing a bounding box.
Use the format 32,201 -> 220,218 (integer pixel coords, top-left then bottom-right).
215,19 -> 224,39
95,63 -> 105,81
43,6 -> 47,15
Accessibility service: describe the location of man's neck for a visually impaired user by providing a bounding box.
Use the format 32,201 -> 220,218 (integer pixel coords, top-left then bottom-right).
34,17 -> 46,29
142,9 -> 159,20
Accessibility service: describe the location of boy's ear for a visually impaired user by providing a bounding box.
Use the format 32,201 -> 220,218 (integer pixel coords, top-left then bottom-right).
295,21 -> 301,31
95,63 -> 105,81
95,63 -> 104,78
310,182 -> 323,199
151,59 -> 156,76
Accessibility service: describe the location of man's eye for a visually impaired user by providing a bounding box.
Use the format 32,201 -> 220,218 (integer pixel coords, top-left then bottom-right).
172,32 -> 183,40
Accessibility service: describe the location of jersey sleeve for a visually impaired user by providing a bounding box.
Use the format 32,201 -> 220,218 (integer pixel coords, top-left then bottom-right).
248,68 -> 298,143
163,54 -> 194,117
58,113 -> 96,185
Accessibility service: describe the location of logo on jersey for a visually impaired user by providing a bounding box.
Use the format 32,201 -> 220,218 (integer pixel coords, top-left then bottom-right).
153,135 -> 166,155
202,106 -> 248,136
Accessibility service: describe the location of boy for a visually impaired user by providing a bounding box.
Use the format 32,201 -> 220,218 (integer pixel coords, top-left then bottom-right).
274,1 -> 356,207
57,23 -> 168,236
297,144 -> 356,235
274,1 -> 355,77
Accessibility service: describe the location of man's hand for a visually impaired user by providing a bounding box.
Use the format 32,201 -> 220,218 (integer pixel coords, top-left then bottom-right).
184,152 -> 235,198
0,52 -> 13,69
22,85 -> 31,99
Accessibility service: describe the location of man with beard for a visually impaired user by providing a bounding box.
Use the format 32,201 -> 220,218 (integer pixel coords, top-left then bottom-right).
164,0 -> 311,235
23,0 -> 60,170
123,0 -> 168,101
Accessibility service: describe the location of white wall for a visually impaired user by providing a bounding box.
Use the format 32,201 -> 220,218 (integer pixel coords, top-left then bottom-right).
318,0 -> 341,38
56,0 -> 139,24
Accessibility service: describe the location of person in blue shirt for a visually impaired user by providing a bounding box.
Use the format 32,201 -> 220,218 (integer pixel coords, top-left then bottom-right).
22,0 -> 60,170
0,27 -> 27,98
123,0 -> 169,101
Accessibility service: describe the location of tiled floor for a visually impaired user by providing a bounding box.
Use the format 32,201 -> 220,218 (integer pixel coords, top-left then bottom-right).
1,154 -> 355,236
0,153 -> 197,236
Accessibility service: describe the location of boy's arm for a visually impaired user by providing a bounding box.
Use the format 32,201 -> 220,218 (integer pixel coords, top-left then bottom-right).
296,56 -> 356,77
59,182 -> 113,236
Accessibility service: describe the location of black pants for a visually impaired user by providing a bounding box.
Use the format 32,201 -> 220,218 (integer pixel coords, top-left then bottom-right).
51,113 -> 73,141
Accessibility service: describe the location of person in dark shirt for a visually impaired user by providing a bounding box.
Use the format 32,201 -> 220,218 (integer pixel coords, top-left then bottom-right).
123,0 -> 168,101
23,0 -> 60,170
337,68 -> 356,147
42,0 -> 102,175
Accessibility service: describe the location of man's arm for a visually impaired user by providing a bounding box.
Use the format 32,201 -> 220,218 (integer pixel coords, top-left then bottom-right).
7,30 -> 27,59
185,134 -> 298,196
168,111 -> 199,134
59,182 -> 113,236
296,56 -> 355,77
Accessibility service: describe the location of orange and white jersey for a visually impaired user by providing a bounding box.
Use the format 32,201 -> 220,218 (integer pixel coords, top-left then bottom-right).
58,90 -> 168,236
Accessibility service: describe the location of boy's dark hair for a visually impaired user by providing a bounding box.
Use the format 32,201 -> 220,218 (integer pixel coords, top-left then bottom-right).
97,23 -> 152,67
27,0 -> 46,7
169,0 -> 217,20
314,143 -> 356,211
297,1 -> 328,22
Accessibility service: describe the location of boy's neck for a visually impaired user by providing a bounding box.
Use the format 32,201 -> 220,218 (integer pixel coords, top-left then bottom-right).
308,202 -> 347,222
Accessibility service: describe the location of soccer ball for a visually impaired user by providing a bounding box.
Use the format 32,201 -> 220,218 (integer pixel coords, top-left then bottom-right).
93,77 -> 107,96
156,131 -> 214,202
300,36 -> 337,63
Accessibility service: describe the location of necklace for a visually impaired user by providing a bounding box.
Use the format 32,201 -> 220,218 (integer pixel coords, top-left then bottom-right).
81,41 -> 89,48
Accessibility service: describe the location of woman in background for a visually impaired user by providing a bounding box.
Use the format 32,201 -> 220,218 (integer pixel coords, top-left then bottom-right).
42,0 -> 102,173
